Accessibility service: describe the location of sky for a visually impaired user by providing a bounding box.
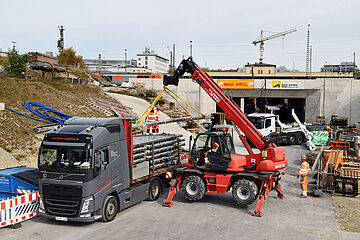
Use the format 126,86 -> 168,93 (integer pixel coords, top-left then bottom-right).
1,0 -> 359,71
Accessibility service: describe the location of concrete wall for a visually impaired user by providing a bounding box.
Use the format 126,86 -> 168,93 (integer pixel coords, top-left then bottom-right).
129,77 -> 360,125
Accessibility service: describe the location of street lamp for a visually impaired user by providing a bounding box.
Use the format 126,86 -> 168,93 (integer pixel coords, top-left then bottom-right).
11,41 -> 16,50
189,40 -> 193,58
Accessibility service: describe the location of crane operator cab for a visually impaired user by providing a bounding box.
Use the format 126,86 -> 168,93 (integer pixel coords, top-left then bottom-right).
190,132 -> 235,171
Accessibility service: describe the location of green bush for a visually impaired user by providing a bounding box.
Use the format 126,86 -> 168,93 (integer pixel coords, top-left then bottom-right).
6,49 -> 31,77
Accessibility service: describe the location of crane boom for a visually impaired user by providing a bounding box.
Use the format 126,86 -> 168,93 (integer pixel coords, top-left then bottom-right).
163,57 -> 268,153
252,28 -> 297,63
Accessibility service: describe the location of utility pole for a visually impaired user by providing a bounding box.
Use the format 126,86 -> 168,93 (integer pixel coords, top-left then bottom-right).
306,24 -> 310,76
173,43 -> 176,68
57,25 -> 65,52
124,49 -> 127,72
167,46 -> 172,73
353,52 -> 356,78
98,54 -> 102,74
189,40 -> 193,58
310,45 -> 312,78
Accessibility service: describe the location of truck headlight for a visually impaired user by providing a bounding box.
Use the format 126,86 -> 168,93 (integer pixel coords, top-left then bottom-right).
39,196 -> 45,210
39,196 -> 45,213
81,197 -> 93,213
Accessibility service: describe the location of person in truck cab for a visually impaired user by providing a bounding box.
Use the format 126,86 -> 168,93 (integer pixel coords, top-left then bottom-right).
204,140 -> 220,165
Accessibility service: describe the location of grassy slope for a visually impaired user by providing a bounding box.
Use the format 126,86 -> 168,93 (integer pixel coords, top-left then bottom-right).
0,76 -> 116,167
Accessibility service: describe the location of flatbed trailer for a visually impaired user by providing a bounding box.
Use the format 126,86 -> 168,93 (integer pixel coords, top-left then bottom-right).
38,118 -> 185,222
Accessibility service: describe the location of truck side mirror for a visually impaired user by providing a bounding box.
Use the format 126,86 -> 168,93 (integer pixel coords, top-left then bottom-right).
100,153 -> 106,171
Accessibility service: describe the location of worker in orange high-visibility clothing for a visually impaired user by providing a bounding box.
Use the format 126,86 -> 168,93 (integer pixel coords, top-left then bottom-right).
297,155 -> 310,198
153,105 -> 161,133
204,140 -> 220,165
146,108 -> 157,133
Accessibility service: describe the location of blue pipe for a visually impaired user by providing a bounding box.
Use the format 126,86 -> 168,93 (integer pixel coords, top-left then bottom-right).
5,101 -> 73,124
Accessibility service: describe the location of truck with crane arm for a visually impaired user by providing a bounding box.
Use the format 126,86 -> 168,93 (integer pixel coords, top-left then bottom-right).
163,57 -> 288,217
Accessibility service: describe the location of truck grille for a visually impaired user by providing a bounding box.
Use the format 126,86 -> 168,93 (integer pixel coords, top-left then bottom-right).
42,183 -> 82,217
44,196 -> 81,217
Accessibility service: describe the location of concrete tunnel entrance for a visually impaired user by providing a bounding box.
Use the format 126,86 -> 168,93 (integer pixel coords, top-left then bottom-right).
216,97 -> 306,123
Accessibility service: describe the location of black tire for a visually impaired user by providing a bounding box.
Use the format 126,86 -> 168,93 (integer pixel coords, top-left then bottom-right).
148,178 -> 162,201
296,133 -> 305,145
288,134 -> 296,145
232,179 -> 258,206
181,175 -> 206,202
101,195 -> 118,222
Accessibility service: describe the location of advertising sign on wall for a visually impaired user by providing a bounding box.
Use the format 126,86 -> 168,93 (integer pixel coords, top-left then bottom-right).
270,80 -> 299,89
217,79 -> 255,89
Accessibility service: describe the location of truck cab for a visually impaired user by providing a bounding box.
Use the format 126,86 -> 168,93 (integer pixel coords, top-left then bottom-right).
38,118 -> 131,222
247,113 -> 277,137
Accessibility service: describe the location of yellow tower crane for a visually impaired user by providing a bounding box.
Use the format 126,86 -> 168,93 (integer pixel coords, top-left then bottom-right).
252,28 -> 297,63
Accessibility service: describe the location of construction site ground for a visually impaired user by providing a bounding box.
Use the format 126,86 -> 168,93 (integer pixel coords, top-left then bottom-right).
2,90 -> 359,239
2,144 -> 359,240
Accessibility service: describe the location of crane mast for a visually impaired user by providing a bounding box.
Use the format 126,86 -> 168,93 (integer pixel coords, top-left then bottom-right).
252,28 -> 297,63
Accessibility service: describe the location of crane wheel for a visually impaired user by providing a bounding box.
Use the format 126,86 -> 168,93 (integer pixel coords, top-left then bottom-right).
232,179 -> 258,206
182,175 -> 205,202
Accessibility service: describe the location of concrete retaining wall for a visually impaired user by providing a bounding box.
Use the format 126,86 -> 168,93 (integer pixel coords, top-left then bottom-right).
129,77 -> 360,125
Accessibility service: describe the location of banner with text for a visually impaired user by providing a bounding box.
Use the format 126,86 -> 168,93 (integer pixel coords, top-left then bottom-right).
217,79 -> 255,89
268,80 -> 302,89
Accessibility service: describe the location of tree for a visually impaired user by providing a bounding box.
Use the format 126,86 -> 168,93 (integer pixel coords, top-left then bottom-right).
57,47 -> 83,66
6,49 -> 31,77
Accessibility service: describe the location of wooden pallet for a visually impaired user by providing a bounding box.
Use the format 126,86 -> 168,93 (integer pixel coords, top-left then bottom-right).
339,167 -> 360,193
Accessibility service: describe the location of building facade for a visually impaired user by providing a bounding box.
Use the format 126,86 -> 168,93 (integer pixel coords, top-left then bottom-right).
83,58 -> 137,73
136,47 -> 169,73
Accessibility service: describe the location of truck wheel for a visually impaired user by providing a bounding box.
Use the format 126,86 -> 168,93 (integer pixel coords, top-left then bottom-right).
148,178 -> 162,201
288,134 -> 296,145
102,195 -> 118,222
232,179 -> 258,206
182,175 -> 205,202
296,133 -> 305,145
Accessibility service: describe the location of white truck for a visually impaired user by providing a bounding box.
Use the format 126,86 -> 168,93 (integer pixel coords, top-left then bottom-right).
247,109 -> 313,147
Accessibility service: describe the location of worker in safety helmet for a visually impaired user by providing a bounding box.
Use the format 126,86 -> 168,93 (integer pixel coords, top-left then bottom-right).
153,105 -> 161,133
204,140 -> 220,165
146,108 -> 157,133
297,155 -> 310,198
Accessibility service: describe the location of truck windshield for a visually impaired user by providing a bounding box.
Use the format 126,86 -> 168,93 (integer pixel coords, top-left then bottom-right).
39,147 -> 91,172
248,117 -> 264,129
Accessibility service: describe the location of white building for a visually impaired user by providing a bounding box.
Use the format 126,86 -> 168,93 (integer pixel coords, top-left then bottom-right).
137,47 -> 169,73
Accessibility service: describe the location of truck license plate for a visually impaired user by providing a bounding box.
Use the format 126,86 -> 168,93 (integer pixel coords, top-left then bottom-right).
55,216 -> 68,221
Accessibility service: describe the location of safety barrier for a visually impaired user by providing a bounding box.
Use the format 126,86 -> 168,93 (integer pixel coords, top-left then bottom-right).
0,191 -> 39,228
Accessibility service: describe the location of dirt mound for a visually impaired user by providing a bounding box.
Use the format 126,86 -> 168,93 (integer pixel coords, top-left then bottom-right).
0,147 -> 21,169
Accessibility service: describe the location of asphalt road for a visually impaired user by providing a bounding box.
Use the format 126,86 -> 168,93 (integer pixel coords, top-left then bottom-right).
3,144 -> 359,240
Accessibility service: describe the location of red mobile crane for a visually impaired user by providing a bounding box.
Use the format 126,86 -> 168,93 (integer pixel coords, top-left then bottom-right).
163,57 -> 288,216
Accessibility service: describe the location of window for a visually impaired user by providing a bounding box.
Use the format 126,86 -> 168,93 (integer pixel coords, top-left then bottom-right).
258,70 -> 261,74
145,56 -> 148,60
269,70 -> 271,74
265,119 -> 272,128
145,61 -> 148,65
39,147 -> 91,171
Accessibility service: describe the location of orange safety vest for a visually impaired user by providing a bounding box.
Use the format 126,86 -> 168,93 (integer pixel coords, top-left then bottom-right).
154,110 -> 160,121
205,142 -> 220,165
146,112 -> 157,123
298,161 -> 310,176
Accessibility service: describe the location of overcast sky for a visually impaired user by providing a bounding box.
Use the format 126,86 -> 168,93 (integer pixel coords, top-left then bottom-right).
1,0 -> 359,71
